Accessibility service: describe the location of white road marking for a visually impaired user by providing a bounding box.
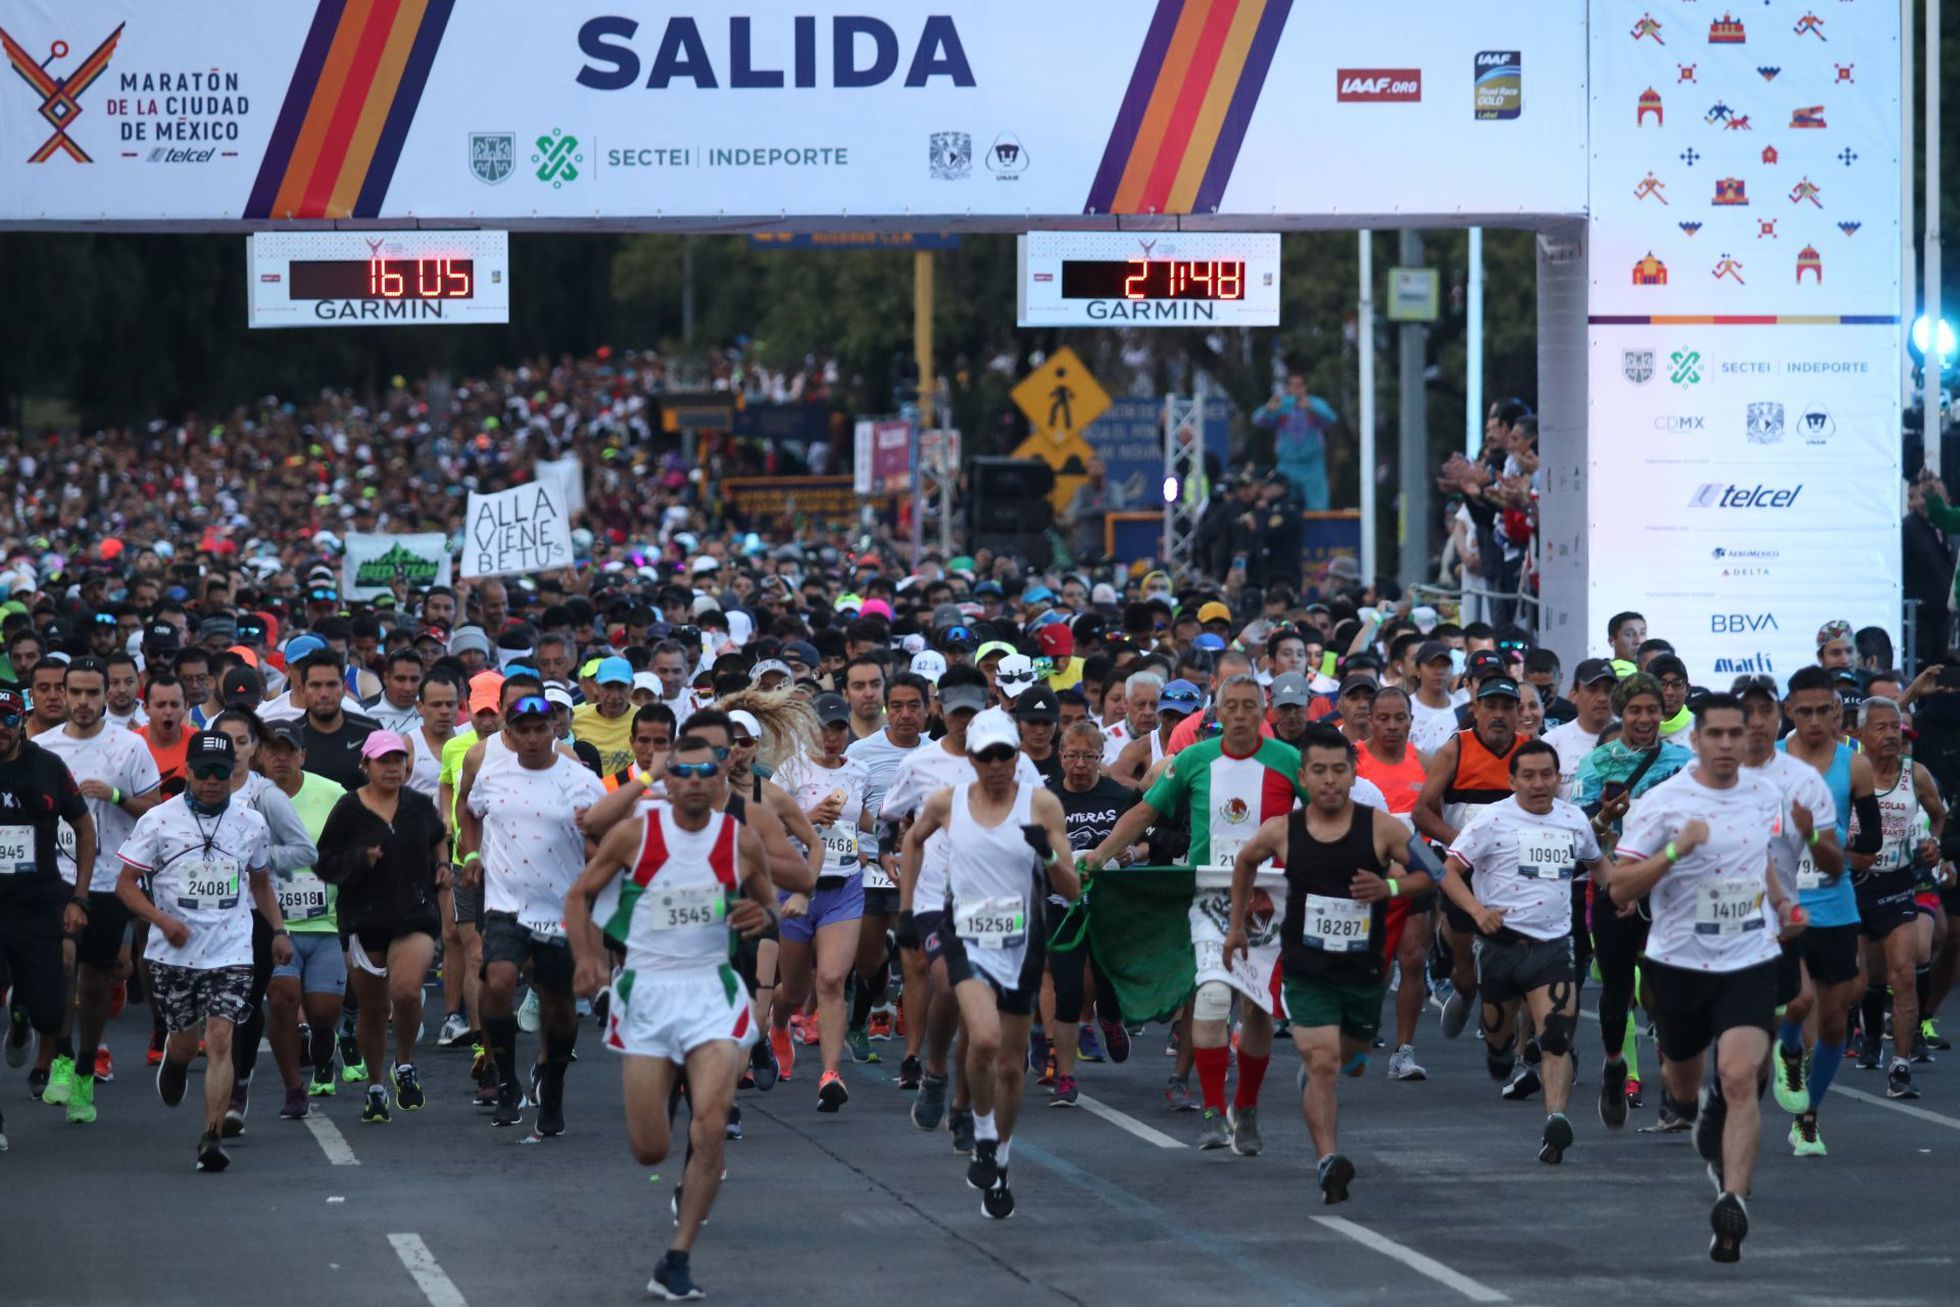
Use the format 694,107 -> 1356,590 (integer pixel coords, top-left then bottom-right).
1313,1217 -> 1510,1303
1075,1092 -> 1185,1149
389,1233 -> 468,1307
305,1112 -> 359,1165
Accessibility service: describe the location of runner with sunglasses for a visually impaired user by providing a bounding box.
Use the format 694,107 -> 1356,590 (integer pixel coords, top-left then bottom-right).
567,734 -> 780,1301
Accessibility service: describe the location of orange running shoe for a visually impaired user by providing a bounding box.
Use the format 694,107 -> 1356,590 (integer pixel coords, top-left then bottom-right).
94,1045 -> 114,1083
867,1010 -> 894,1041
1037,1049 -> 1057,1087
817,1069 -> 848,1113
771,1026 -> 796,1082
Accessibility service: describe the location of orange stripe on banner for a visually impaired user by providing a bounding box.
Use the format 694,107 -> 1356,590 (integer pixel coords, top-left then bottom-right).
1111,0 -> 1217,215
270,0 -> 378,219
1136,0 -> 1241,214
297,0 -> 402,219
325,0 -> 425,218
1163,0 -> 1264,214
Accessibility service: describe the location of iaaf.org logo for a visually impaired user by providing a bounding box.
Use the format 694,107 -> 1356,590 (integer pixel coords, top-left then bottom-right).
0,22 -> 125,162
1710,612 -> 1778,633
1688,482 -> 1802,509
1337,68 -> 1421,102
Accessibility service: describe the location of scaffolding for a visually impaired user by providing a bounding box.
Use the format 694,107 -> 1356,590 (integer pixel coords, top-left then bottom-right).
1161,386 -> 1207,574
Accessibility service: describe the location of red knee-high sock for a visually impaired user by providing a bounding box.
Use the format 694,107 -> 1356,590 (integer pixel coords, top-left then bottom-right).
1194,1045 -> 1230,1112
1233,1052 -> 1269,1109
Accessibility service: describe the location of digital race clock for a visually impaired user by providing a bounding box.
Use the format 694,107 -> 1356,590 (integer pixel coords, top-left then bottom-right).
247,230 -> 510,328
1018,232 -> 1280,327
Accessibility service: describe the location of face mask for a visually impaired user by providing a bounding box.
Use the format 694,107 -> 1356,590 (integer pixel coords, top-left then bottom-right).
186,791 -> 230,818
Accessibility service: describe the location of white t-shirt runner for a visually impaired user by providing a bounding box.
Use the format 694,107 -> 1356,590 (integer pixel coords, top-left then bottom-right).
880,742 -> 1042,910
777,752 -> 871,884
118,795 -> 272,970
1446,795 -> 1601,941
469,754 -> 605,937
1618,766 -> 1787,973
1411,696 -> 1461,755
1540,718 -> 1606,802
844,726 -> 921,878
42,724 -> 162,893
1745,751 -> 1838,898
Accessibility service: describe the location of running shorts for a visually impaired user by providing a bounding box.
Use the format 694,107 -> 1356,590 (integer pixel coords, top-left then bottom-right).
779,877 -> 865,944
481,912 -> 575,991
1648,958 -> 1778,1063
272,931 -> 348,995
605,964 -> 757,1063
1475,932 -> 1575,1007
149,961 -> 255,1032
71,890 -> 131,970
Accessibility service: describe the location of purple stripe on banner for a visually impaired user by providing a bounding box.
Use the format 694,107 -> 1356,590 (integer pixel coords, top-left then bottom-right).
245,0 -> 345,219
1083,0 -> 1184,215
1192,0 -> 1290,214
353,0 -> 454,219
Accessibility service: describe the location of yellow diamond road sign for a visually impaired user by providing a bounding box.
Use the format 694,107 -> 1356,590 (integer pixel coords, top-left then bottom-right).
1012,347 -> 1111,443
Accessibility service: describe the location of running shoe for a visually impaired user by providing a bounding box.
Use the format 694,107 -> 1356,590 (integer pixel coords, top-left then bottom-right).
1049,1075 -> 1079,1107
516,987 -> 542,1034
536,1067 -> 566,1137
393,1063 -> 426,1112
1539,1112 -> 1573,1164
1887,1058 -> 1919,1099
911,1073 -> 948,1130
749,1038 -> 778,1092
793,1012 -> 820,1046
1653,1093 -> 1691,1133
223,1078 -> 249,1137
1099,1018 -> 1132,1064
1709,1192 -> 1748,1264
1228,1105 -> 1262,1156
4,1006 -> 28,1068
1599,1058 -> 1628,1130
1789,1112 -> 1827,1157
769,1026 -> 796,1082
65,1071 -> 96,1125
94,1046 -> 114,1083
43,1053 -> 76,1106
472,1077 -> 499,1108
949,1107 -> 976,1154
156,1058 -> 188,1108
867,1010 -> 895,1041
1440,987 -> 1472,1039
1773,1042 -> 1808,1114
436,1012 -> 470,1048
1165,1027 -> 1180,1057
1028,1028 -> 1050,1076
339,1031 -> 365,1082
1164,1076 -> 1198,1112
817,1069 -> 849,1113
846,1027 -> 878,1065
146,1026 -> 164,1067
196,1130 -> 230,1172
1317,1153 -> 1355,1205
362,1084 -> 391,1124
1500,1061 -> 1540,1101
1037,1049 -> 1057,1088
981,1170 -> 1015,1220
896,1053 -> 923,1090
310,1060 -> 337,1097
1924,1018 -> 1951,1051
966,1137 -> 1000,1190
1854,1031 -> 1882,1071
492,1082 -> 522,1127
28,1067 -> 49,1100
1077,1023 -> 1107,1063
1388,1044 -> 1426,1081
1195,1107 -> 1231,1150
280,1086 -> 309,1120
1625,1075 -> 1645,1110
649,1252 -> 704,1301
1911,1029 -> 1935,1064
724,1109 -> 743,1141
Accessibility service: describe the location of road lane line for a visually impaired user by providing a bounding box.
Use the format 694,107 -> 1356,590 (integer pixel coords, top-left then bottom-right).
305,1112 -> 360,1165
1075,1092 -> 1185,1149
1312,1217 -> 1510,1303
389,1233 -> 468,1307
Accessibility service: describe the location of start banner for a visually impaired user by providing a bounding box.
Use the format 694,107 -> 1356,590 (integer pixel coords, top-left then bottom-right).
0,1 -> 1585,225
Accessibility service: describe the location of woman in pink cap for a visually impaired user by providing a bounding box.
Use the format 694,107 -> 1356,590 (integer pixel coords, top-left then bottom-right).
316,729 -> 449,1125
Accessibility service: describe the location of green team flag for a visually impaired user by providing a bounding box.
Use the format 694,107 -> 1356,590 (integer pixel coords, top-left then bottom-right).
1050,866 -> 1199,1026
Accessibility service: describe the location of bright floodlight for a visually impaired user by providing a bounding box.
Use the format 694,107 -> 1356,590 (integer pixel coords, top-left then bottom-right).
1162,476 -> 1179,504
1910,315 -> 1956,366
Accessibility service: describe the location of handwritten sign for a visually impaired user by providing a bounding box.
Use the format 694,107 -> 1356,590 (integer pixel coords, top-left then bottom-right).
461,483 -> 574,579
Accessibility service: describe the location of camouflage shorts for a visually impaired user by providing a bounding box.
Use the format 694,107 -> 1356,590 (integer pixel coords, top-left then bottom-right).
148,962 -> 255,1033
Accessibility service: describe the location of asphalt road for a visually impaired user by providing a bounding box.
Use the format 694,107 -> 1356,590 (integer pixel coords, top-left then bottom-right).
3,990 -> 1955,1307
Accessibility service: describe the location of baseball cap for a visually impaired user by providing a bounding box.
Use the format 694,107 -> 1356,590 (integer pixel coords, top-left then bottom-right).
965,707 -> 1021,754
199,615 -> 237,642
1014,685 -> 1060,722
234,615 -> 267,646
1731,673 -> 1780,701
1573,658 -> 1617,687
728,710 -> 762,741
1196,600 -> 1232,626
1338,675 -> 1380,700
1158,679 -> 1204,714
1269,673 -> 1313,709
1466,649 -> 1506,677
1415,640 -> 1452,666
995,653 -> 1038,701
780,640 -> 819,670
595,656 -> 633,686
909,650 -> 947,685
450,626 -> 491,657
262,719 -> 306,750
1036,624 -> 1074,660
185,731 -> 237,772
359,729 -> 410,760
975,640 -> 1017,664
811,692 -> 852,726
1476,676 -> 1522,701
751,659 -> 794,684
0,686 -> 26,717
285,633 -> 327,663
219,666 -> 263,707
415,625 -> 449,647
690,556 -> 722,576
939,680 -> 989,714
143,620 -> 180,652
468,669 -> 505,715
544,685 -> 576,710
1193,633 -> 1227,652
632,671 -> 661,696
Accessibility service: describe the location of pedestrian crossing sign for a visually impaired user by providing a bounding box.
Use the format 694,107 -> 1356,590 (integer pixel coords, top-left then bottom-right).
1012,347 -> 1111,443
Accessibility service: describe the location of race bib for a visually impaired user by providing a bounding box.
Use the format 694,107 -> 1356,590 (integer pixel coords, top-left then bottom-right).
278,870 -> 331,922
648,883 -> 726,932
1694,876 -> 1766,937
819,824 -> 860,869
862,861 -> 896,891
1518,826 -> 1575,882
1796,848 -> 1822,892
956,894 -> 1027,949
1302,893 -> 1372,953
56,820 -> 76,863
176,856 -> 241,912
521,913 -> 568,943
0,825 -> 33,874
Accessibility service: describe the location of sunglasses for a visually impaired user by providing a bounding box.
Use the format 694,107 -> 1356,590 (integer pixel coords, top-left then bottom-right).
998,671 -> 1036,686
730,735 -> 757,748
510,695 -> 552,718
190,763 -> 233,781
942,627 -> 973,645
0,711 -> 23,728
973,746 -> 1018,763
666,760 -> 722,779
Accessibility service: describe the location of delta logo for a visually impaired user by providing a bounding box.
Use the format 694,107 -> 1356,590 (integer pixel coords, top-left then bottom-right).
1337,69 -> 1421,103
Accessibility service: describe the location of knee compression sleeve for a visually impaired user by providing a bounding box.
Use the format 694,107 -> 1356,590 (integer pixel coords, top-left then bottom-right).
1192,980 -> 1234,1024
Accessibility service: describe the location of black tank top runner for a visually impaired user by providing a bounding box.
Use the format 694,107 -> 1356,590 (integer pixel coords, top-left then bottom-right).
1279,803 -> 1389,983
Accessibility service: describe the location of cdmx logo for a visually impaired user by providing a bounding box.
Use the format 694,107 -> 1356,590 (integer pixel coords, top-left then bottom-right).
532,128 -> 583,187
0,22 -> 125,162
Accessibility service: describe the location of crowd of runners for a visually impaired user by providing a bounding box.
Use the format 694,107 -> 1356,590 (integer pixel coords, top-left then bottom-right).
0,549 -> 1952,1294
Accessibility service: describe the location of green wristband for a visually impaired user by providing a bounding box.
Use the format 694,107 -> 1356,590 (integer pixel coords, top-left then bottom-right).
111,787 -> 121,805
1664,840 -> 1679,863
462,851 -> 482,865
1386,877 -> 1400,898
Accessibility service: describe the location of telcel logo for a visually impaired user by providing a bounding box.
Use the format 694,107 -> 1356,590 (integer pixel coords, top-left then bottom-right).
1688,482 -> 1802,509
1710,613 -> 1779,633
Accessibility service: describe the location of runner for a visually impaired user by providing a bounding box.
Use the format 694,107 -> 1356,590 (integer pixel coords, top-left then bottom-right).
1109,676 -> 1198,788
1542,658 -> 1617,801
115,731 -> 288,1171
316,730 -> 448,1124
1408,642 -> 1461,754
1354,685 -> 1432,1081
464,693 -> 605,1131
1441,739 -> 1599,1162
566,734 -> 778,1300
898,707 -> 1078,1218
1608,695 -> 1802,1262
845,672 -> 929,1074
1225,724 -> 1421,1203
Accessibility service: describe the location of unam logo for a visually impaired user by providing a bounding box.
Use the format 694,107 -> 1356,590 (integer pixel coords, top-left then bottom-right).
0,23 -> 125,162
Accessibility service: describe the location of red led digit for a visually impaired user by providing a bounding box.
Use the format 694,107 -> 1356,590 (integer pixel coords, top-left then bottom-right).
417,259 -> 440,298
446,259 -> 472,297
1124,259 -> 1147,300
1218,262 -> 1243,299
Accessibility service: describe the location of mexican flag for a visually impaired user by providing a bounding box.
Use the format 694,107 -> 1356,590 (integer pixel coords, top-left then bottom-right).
1050,866 -> 1199,1025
